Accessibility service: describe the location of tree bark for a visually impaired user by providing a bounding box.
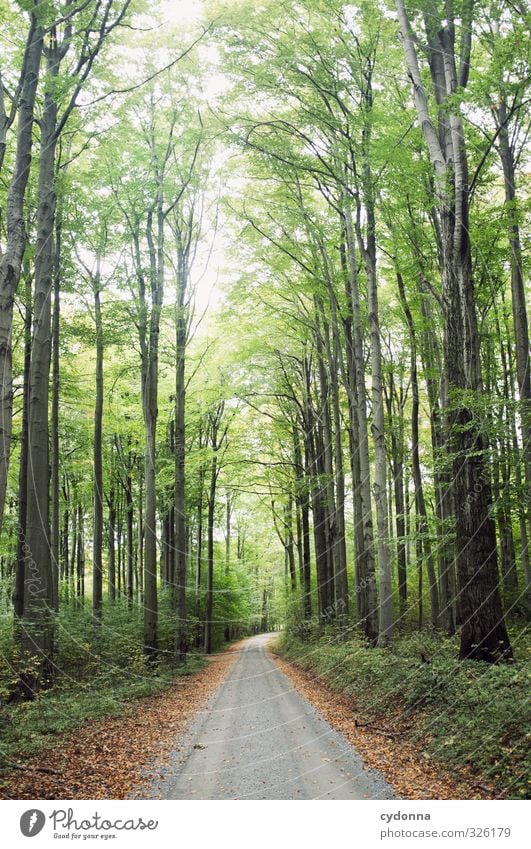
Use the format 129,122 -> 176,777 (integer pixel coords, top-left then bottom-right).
21,44 -> 61,689
92,265 -> 104,619
174,244 -> 188,658
0,18 -> 43,535
13,269 -> 32,619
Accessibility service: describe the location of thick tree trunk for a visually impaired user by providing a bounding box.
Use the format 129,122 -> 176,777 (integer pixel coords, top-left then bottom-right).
0,21 -> 43,535
419,287 -> 456,634
21,48 -> 60,690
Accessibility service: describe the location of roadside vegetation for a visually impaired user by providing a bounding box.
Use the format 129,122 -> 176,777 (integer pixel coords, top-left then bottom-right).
276,627 -> 530,799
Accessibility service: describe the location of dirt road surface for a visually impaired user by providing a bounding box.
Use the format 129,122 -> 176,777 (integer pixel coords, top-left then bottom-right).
148,633 -> 395,800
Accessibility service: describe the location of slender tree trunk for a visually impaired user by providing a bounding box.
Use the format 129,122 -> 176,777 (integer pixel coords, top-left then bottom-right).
397,272 -> 440,626
174,247 -> 187,658
204,453 -> 217,654
92,269 -> 104,619
141,201 -> 163,656
125,467 -> 134,608
77,504 -> 85,602
322,299 -> 349,620
497,99 -> 531,578
285,497 -> 297,591
293,424 -> 311,619
343,202 -> 378,640
358,194 -> 392,644
195,472 -> 204,615
108,489 -> 116,603
14,269 -> 32,619
50,211 -> 62,612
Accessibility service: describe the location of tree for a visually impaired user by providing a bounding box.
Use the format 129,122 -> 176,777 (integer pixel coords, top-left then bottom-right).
395,0 -> 512,661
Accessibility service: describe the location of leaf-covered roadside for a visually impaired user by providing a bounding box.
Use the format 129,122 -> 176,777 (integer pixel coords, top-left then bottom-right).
272,630 -> 530,800
0,648 -> 238,799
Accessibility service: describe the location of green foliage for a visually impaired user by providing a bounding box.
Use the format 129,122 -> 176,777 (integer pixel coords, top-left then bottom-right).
0,600 -> 205,772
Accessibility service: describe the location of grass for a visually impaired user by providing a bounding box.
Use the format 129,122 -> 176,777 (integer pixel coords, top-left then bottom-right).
275,624 -> 531,799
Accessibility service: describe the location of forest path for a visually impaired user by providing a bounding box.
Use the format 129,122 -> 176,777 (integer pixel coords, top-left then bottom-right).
147,633 -> 395,800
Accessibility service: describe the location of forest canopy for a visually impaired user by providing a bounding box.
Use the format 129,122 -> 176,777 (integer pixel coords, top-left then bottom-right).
0,0 -> 529,720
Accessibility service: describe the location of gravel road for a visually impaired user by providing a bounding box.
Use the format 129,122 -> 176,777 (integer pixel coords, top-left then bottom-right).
148,633 -> 395,800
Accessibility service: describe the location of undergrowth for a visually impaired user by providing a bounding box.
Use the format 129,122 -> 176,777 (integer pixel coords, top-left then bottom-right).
275,625 -> 530,799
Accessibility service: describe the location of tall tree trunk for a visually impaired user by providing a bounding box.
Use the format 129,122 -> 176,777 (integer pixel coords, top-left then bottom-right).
386,373 -> 407,619
496,97 -> 531,580
125,466 -> 134,608
0,19 -> 43,534
340,239 -> 366,629
342,202 -> 378,641
419,286 -> 456,634
293,424 -> 311,619
357,184 -> 392,643
195,472 -> 204,617
397,272 -> 440,626
204,453 -> 217,655
174,246 -> 187,658
21,45 -> 61,690
322,297 -> 349,620
77,504 -> 85,602
141,199 -> 164,658
92,266 -> 104,619
50,211 -> 62,612
108,489 -> 116,603
13,268 -> 32,619
225,490 -> 231,575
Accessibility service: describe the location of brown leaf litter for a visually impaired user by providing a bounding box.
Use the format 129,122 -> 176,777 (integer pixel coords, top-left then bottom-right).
0,646 -> 240,800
